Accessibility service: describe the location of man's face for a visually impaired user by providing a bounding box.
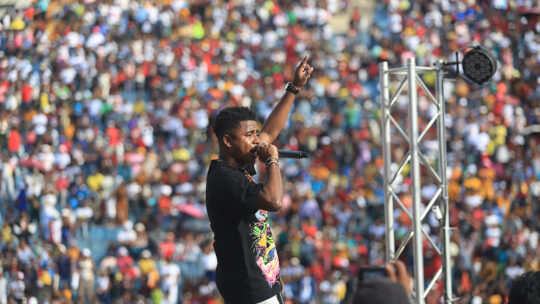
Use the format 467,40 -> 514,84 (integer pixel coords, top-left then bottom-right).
225,120 -> 261,167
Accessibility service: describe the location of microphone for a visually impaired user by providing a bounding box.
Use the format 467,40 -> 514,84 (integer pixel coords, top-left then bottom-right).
278,150 -> 309,159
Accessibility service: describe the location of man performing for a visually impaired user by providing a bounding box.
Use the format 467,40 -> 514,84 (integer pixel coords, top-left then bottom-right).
206,55 -> 313,304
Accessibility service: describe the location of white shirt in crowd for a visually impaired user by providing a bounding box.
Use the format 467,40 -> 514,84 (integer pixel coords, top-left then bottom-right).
202,251 -> 217,272
161,261 -> 181,304
0,275 -> 7,304
76,205 -> 93,221
117,227 -> 136,244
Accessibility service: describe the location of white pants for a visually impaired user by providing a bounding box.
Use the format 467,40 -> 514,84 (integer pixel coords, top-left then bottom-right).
256,295 -> 280,304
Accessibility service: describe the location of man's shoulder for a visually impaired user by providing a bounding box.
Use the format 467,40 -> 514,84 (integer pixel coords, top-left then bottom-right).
208,160 -> 243,178
208,159 -> 229,172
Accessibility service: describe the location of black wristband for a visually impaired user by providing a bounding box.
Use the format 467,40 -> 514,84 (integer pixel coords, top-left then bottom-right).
285,82 -> 300,95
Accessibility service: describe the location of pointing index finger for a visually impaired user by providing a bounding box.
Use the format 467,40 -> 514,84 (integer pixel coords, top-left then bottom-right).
301,54 -> 309,66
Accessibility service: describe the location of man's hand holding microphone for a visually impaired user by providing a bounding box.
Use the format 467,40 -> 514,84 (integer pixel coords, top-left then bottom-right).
257,142 -> 280,169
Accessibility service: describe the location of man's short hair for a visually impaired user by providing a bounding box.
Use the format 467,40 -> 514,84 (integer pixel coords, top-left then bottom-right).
213,106 -> 257,142
508,271 -> 540,304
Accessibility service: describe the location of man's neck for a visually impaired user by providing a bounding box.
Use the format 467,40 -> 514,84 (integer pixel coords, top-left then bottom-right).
218,152 -> 243,169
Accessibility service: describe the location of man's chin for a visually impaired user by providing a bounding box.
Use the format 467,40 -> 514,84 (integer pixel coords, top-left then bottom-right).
243,155 -> 257,167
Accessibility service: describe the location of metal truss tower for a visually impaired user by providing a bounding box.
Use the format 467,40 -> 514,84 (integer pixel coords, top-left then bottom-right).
379,58 -> 457,304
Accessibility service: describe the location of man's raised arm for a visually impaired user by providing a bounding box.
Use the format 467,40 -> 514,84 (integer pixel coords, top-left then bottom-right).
259,55 -> 314,143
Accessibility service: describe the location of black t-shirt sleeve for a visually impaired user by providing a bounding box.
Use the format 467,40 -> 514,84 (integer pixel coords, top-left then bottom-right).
222,167 -> 262,210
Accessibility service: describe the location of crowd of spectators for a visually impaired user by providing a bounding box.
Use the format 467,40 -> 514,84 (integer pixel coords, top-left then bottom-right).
0,0 -> 538,303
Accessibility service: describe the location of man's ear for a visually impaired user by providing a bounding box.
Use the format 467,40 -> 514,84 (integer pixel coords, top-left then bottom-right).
222,134 -> 233,148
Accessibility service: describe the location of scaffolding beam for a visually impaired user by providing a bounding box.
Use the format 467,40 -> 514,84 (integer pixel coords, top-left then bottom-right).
380,58 -> 457,304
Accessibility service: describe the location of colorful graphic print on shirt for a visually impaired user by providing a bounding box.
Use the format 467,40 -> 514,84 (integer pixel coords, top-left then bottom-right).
251,210 -> 280,286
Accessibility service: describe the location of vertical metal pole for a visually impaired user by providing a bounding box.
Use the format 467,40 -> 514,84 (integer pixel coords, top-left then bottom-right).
380,61 -> 395,262
436,60 -> 453,304
407,58 -> 425,304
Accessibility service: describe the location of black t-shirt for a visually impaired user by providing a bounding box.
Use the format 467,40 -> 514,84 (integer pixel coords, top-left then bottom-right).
206,160 -> 282,303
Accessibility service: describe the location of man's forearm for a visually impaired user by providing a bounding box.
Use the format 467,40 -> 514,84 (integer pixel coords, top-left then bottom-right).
260,91 -> 296,143
256,163 -> 283,211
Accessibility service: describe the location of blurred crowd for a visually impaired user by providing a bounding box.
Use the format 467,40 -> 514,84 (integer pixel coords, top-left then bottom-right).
0,0 -> 539,303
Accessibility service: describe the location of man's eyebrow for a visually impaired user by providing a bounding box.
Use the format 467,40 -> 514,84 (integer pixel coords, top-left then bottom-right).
245,129 -> 260,135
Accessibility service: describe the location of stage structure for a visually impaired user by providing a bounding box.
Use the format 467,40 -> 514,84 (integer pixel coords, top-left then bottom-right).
379,58 -> 455,304
380,47 -> 496,304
